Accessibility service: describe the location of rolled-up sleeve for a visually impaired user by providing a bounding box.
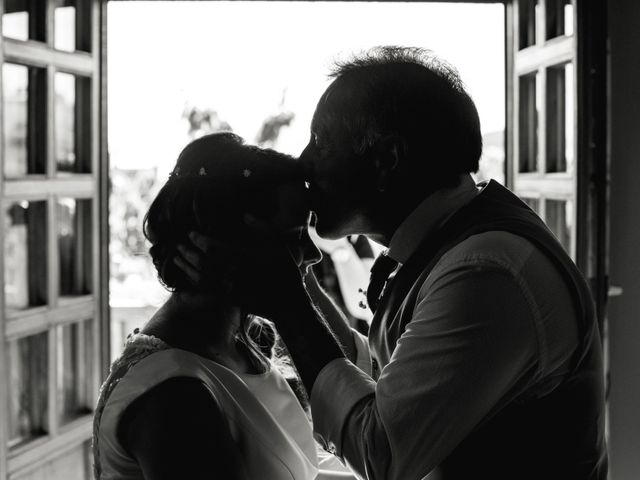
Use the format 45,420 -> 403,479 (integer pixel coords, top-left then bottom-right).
311,358 -> 376,453
310,259 -> 540,479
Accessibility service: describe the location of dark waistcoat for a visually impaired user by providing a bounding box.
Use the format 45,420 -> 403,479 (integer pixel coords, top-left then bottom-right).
368,180 -> 608,479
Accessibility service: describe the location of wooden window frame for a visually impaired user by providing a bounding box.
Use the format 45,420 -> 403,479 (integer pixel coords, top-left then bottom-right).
508,0 -> 608,322
0,1 -> 104,479
510,0 -> 578,258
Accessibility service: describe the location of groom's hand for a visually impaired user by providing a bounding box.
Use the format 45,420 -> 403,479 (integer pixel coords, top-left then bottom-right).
175,231 -> 309,318
173,233 -> 227,291
177,230 -> 346,392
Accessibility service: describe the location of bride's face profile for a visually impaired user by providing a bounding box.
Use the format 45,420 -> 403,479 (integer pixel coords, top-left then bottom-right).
266,179 -> 322,270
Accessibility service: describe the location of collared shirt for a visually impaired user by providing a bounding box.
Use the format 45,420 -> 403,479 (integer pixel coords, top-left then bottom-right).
310,178 -> 580,479
387,173 -> 481,264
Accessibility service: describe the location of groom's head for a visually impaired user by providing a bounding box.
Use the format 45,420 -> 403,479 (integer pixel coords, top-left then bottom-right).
301,46 -> 482,240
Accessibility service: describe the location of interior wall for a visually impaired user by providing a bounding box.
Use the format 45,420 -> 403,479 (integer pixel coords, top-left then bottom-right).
607,0 -> 640,478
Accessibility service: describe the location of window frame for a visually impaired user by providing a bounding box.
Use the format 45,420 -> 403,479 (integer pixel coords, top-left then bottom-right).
0,1 -> 104,478
509,0 -> 578,258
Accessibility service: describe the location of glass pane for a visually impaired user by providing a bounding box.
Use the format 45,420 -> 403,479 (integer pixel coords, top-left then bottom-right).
545,0 -> 574,39
55,72 -> 76,172
476,131 -> 505,184
54,1 -> 76,52
58,321 -> 93,425
564,2 -> 574,36
58,198 -> 93,296
522,197 -> 540,214
2,0 -> 45,42
3,63 -> 46,178
546,63 -> 574,173
8,332 -> 49,448
564,63 -> 575,174
519,0 -> 538,49
546,198 -> 573,253
2,10 -> 28,41
546,66 -> 566,172
519,73 -> 539,173
53,0 -> 91,52
3,64 -> 28,177
4,201 -> 48,311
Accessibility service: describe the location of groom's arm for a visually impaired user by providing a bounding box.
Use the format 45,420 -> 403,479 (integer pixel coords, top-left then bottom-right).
305,261 -> 539,479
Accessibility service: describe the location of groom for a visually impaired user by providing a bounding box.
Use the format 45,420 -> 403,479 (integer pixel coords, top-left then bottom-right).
184,47 -> 608,479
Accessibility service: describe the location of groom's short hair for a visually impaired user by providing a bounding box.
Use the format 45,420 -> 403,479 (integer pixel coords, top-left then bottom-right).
324,46 -> 482,189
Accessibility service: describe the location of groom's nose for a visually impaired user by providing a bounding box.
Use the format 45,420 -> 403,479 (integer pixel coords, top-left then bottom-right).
298,143 -> 315,181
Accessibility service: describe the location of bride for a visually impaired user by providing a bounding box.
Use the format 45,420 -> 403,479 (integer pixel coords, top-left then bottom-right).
93,133 -> 362,479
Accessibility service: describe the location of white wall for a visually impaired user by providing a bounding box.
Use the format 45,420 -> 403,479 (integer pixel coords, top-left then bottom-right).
607,0 -> 640,478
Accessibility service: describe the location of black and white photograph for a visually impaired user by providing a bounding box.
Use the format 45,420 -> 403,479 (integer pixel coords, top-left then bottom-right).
0,0 -> 637,479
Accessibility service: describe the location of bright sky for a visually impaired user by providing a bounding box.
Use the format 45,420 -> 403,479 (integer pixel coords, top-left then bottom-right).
108,1 -> 505,173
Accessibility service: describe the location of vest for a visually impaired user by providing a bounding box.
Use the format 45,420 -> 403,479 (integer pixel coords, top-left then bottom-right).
368,180 -> 608,479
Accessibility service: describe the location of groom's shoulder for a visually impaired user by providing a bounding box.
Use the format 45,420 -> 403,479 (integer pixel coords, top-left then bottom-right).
432,230 -> 538,277
421,230 -> 573,312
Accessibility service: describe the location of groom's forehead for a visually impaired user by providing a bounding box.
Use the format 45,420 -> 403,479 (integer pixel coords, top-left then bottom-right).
314,79 -> 365,122
311,96 -> 350,134
312,88 -> 337,125
320,79 -> 357,109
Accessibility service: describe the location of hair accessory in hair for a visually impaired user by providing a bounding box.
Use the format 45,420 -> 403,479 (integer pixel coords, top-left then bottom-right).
169,166 -> 181,178
243,168 -> 252,178
199,167 -> 207,176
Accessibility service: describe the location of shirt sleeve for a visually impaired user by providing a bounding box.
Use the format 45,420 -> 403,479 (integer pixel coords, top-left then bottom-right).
310,258 -> 540,480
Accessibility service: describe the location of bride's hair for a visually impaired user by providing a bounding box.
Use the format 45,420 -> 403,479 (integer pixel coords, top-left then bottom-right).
143,132 -> 306,375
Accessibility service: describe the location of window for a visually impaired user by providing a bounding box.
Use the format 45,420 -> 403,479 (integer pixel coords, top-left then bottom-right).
522,196 -> 541,214
108,2 -> 506,354
518,72 -> 539,173
57,319 -> 94,425
545,0 -> 574,39
57,198 -> 93,297
51,0 -> 93,53
4,201 -> 48,312
55,73 -> 92,174
8,332 -> 49,448
510,0 -> 577,257
2,0 -> 46,43
2,63 -> 46,178
546,198 -> 573,252
0,1 -> 103,478
546,62 -> 574,173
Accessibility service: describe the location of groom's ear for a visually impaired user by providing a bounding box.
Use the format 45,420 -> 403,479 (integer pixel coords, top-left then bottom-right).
372,134 -> 405,193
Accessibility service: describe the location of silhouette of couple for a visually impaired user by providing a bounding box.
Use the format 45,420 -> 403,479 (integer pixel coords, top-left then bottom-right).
94,46 -> 607,480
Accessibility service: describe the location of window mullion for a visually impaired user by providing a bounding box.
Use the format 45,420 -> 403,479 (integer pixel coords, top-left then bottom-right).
47,324 -> 59,438
538,66 -> 547,176
0,4 -> 9,477
46,65 -> 55,178
45,0 -> 55,51
48,196 -> 58,309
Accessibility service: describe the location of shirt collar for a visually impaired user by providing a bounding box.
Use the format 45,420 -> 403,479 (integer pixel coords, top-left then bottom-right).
387,174 -> 480,264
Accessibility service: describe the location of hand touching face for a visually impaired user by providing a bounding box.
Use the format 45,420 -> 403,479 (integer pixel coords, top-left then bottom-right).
173,178 -> 321,293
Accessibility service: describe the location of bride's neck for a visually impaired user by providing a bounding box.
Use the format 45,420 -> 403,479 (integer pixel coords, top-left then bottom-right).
143,292 -> 248,367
